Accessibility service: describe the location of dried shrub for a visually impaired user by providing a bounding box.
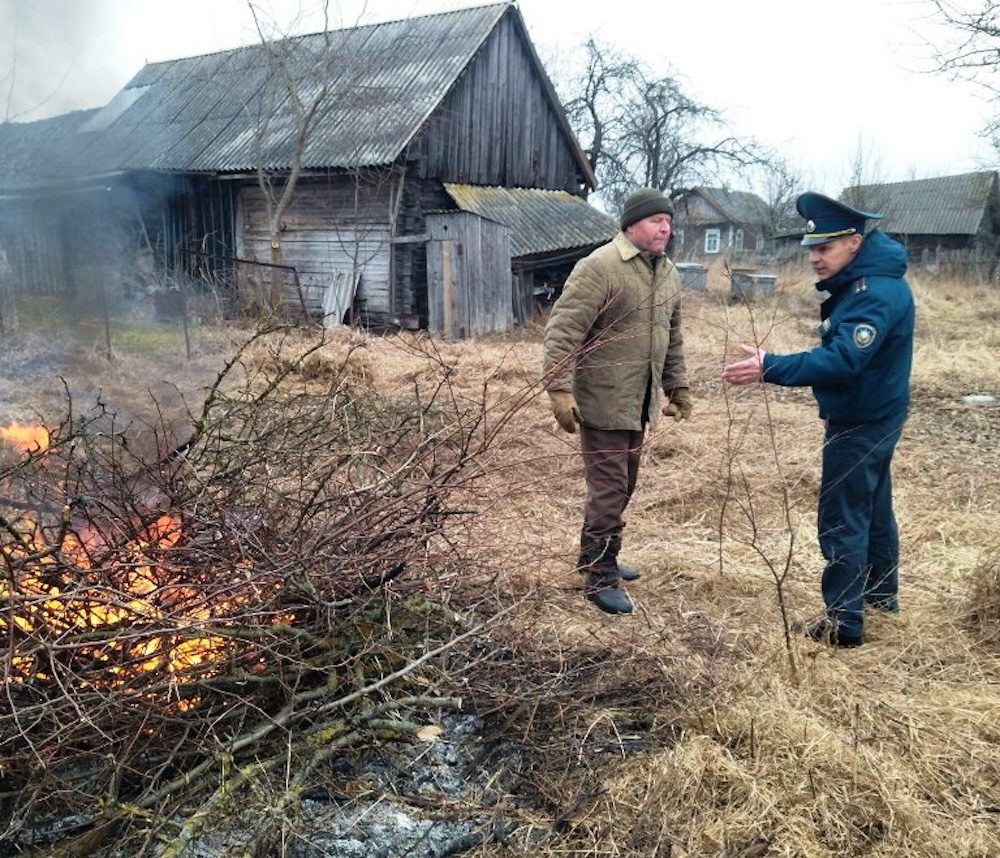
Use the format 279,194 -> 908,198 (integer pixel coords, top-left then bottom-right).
0,325 -> 521,856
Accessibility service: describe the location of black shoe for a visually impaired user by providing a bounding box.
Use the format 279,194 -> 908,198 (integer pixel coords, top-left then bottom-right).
802,618 -> 862,648
618,562 -> 641,582
585,581 -> 633,615
865,597 -> 899,614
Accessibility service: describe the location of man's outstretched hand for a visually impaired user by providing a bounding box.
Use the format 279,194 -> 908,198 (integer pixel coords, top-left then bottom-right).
722,345 -> 766,385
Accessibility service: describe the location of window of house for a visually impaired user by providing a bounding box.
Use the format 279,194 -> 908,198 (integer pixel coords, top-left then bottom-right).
734,229 -> 745,252
704,229 -> 721,254
756,234 -> 765,252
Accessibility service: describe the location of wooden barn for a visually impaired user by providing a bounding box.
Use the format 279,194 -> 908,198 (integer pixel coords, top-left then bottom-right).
0,2 -> 610,336
841,171 -> 1000,278
670,187 -> 771,261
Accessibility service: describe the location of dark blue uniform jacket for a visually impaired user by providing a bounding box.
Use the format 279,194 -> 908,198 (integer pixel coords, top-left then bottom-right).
762,230 -> 915,423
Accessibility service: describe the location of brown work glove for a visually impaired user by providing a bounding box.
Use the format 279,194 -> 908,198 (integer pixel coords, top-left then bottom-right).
547,390 -> 581,433
662,387 -> 693,421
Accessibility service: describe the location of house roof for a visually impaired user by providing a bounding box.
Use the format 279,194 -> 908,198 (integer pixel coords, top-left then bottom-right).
0,3 -> 595,188
674,187 -> 770,227
0,110 -> 101,192
841,171 -> 999,236
444,184 -> 617,257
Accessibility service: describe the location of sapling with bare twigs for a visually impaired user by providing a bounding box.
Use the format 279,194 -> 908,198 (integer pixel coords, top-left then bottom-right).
718,266 -> 800,676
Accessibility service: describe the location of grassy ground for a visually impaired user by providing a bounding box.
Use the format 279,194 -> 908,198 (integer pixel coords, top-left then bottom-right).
360,263 -> 1000,857
1,264 -> 997,856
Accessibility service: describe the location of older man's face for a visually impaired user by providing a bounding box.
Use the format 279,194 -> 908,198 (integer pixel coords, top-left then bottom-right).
625,213 -> 672,255
809,234 -> 863,280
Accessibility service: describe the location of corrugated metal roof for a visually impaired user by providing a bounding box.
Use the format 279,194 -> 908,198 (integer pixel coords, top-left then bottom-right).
841,172 -> 998,235
0,110 -> 100,190
4,3 -> 513,179
444,183 -> 617,256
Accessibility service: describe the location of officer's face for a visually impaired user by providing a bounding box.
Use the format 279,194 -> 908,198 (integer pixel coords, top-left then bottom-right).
625,213 -> 672,255
808,234 -> 863,279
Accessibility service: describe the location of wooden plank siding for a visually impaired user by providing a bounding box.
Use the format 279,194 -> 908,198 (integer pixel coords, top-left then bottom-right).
0,209 -> 66,297
239,175 -> 394,326
426,211 -> 512,339
392,179 -> 457,330
412,14 -> 584,192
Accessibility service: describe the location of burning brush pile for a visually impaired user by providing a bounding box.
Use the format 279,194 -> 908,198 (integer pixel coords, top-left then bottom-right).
0,328 -> 514,856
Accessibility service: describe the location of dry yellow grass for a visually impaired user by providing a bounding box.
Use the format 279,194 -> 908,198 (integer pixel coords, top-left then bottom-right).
1,264 -> 997,856
348,264 -> 1000,857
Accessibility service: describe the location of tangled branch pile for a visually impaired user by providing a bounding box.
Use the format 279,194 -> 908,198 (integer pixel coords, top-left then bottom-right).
0,327 -> 521,856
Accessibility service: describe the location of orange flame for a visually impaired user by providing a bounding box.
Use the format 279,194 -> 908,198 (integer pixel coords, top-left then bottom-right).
1,513 -> 231,698
0,422 -> 50,454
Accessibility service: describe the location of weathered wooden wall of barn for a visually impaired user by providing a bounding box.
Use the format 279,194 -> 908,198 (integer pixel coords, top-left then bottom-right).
0,208 -> 67,296
239,175 -> 396,327
0,175 -> 241,306
391,179 -> 457,330
413,13 -> 584,191
138,174 -> 239,271
426,211 -> 512,339
0,187 -> 146,301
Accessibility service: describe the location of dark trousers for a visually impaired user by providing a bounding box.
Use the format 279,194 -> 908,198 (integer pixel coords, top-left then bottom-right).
818,415 -> 905,637
579,425 -> 645,540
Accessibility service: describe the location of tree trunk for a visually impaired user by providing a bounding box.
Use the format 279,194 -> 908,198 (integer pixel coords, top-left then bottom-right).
269,236 -> 284,309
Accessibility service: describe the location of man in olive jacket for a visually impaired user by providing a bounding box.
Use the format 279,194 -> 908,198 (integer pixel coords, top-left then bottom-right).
542,188 -> 691,615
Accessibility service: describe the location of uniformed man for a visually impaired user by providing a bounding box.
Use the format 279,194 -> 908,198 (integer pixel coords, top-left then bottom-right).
543,188 -> 691,615
722,191 -> 915,647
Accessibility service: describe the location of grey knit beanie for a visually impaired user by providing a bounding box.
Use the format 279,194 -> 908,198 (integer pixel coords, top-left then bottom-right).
619,188 -> 674,229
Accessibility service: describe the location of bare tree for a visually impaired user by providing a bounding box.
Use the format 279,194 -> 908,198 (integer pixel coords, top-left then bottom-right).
925,0 -> 1000,152
240,3 -> 406,322
0,3 -> 83,124
560,39 -> 638,194
558,39 -> 767,211
840,136 -> 895,220
751,156 -> 804,238
248,1 -> 335,308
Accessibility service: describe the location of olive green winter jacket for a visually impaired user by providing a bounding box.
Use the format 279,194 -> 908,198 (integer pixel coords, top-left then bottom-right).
542,233 -> 688,431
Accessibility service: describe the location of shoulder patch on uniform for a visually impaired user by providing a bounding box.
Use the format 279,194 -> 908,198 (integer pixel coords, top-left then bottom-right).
853,323 -> 877,348
854,278 -> 868,293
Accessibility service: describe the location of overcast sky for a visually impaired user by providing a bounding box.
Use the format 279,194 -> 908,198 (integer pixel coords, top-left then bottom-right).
1,0 -> 996,194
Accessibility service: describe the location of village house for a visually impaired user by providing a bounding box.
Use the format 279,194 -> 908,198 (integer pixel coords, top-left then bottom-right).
669,186 -> 772,261
841,171 -> 1000,278
0,3 -> 616,338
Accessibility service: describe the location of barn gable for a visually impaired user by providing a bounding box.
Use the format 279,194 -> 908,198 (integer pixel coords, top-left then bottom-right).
413,8 -> 596,191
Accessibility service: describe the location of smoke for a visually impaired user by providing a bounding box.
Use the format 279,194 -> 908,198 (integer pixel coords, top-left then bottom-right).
0,0 -> 132,123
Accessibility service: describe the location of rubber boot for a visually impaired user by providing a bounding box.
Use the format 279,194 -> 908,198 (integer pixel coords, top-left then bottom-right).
608,533 -> 641,582
580,527 -> 640,582
577,532 -> 633,615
